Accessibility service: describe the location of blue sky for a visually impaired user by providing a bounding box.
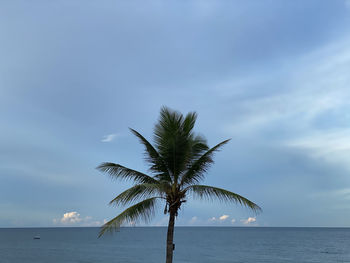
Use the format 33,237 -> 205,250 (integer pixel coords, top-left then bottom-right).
1,0 -> 350,227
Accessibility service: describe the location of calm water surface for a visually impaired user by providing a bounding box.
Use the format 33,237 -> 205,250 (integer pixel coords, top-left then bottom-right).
0,227 -> 350,263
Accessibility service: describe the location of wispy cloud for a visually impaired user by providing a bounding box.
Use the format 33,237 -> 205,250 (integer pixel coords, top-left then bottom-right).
223,39 -> 350,137
286,130 -> 350,167
220,39 -> 350,176
101,133 -> 118,142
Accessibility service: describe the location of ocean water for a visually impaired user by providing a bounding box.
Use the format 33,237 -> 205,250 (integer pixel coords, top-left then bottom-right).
1,227 -> 350,263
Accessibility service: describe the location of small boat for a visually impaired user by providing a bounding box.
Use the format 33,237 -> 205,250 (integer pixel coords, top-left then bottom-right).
33,235 -> 40,240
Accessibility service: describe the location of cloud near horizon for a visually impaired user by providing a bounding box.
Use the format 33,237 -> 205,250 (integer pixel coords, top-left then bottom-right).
53,211 -> 106,227
209,215 -> 259,225
241,217 -> 257,225
208,215 -> 234,224
219,215 -> 229,221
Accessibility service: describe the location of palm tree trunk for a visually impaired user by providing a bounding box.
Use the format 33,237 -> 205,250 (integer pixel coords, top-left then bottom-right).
166,209 -> 176,263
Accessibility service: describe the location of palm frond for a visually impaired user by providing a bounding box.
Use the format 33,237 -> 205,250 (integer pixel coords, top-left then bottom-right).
153,107 -> 184,179
186,135 -> 209,162
182,111 -> 197,135
96,162 -> 158,184
129,128 -> 171,182
99,197 -> 159,237
180,139 -> 230,187
153,107 -> 206,184
109,183 -> 166,207
186,185 -> 262,213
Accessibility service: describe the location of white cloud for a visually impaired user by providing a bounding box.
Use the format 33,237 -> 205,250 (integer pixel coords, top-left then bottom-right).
241,217 -> 256,225
53,211 -> 105,226
101,133 -> 118,142
219,214 -> 229,221
60,211 -> 82,224
231,219 -> 236,224
208,215 -> 231,224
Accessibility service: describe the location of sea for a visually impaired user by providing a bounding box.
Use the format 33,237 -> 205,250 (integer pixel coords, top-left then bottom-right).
1,227 -> 350,263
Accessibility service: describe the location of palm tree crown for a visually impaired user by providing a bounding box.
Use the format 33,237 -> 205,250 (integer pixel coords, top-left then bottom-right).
97,106 -> 261,262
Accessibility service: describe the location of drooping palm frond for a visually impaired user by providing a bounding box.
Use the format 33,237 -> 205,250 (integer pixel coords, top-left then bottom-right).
99,197 -> 159,237
187,135 -> 209,161
129,128 -> 170,180
96,162 -> 158,184
175,134 -> 208,185
180,139 -> 231,187
109,183 -> 167,207
186,185 -> 262,213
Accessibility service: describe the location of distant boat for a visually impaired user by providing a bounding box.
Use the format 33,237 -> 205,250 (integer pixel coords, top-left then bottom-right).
33,235 -> 40,240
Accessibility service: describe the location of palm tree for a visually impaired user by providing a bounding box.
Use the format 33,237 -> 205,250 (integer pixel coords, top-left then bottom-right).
97,106 -> 261,263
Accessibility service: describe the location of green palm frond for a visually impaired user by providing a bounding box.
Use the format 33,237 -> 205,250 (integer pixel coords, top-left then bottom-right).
177,135 -> 208,184
109,183 -> 166,207
180,139 -> 230,187
129,128 -> 171,181
99,197 -> 159,237
153,107 -> 206,184
153,107 -> 185,178
186,185 -> 262,213
188,135 -> 209,160
182,111 -> 197,135
96,162 -> 158,184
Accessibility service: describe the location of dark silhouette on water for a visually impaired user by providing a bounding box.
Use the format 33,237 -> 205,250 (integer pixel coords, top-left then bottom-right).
97,106 -> 261,263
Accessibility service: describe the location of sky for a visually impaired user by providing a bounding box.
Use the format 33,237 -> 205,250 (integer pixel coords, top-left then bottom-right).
1,0 -> 350,228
